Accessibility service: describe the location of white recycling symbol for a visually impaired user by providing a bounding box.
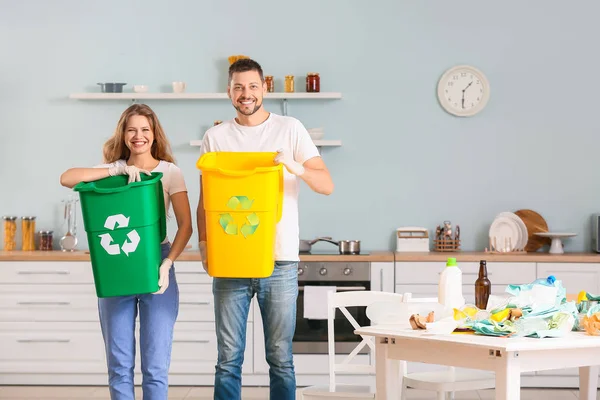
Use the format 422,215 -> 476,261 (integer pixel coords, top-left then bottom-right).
98,214 -> 140,257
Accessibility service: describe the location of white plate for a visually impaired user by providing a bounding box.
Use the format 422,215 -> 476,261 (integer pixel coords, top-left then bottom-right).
489,216 -> 520,252
496,212 -> 528,250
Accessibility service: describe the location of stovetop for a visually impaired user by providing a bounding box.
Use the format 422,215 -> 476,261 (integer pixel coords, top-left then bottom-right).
299,250 -> 370,256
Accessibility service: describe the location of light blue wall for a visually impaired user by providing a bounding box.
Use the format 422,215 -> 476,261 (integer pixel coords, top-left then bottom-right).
1,0 -> 599,252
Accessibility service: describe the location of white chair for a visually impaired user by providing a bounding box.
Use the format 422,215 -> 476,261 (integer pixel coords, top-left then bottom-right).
301,290 -> 496,400
302,290 -> 405,399
400,293 -> 496,400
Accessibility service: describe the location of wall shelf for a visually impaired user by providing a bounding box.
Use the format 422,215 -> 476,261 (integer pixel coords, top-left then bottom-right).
69,92 -> 342,100
189,139 -> 341,148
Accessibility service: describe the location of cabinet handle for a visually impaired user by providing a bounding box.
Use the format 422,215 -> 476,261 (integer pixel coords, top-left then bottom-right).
17,339 -> 70,343
17,301 -> 71,306
180,301 -> 210,305
18,271 -> 70,275
380,269 -> 383,291
174,339 -> 210,344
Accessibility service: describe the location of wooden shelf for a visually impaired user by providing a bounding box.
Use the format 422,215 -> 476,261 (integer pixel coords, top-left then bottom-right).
189,139 -> 341,147
69,92 -> 342,100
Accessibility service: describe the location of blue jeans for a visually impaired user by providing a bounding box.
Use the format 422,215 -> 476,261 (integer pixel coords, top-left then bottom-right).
213,261 -> 299,400
98,243 -> 179,400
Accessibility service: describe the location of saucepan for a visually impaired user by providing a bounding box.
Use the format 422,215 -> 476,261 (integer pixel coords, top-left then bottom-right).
299,236 -> 332,253
320,238 -> 361,255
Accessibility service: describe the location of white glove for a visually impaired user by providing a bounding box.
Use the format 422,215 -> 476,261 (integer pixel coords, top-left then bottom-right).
274,148 -> 305,176
199,241 -> 208,272
108,164 -> 151,184
153,258 -> 173,295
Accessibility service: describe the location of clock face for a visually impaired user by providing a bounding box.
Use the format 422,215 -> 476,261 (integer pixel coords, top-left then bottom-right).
437,65 -> 490,117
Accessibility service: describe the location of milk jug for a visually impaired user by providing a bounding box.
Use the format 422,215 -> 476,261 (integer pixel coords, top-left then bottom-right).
438,257 -> 465,309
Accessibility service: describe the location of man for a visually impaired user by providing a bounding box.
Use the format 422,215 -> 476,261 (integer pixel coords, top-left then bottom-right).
196,58 -> 334,400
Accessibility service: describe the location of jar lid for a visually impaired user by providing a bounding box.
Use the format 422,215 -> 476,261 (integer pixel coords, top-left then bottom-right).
265,75 -> 273,79
307,72 -> 319,76
38,230 -> 53,234
2,216 -> 17,220
285,75 -> 294,78
21,216 -> 36,220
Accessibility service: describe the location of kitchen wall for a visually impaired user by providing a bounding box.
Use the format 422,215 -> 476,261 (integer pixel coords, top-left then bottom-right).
1,0 -> 599,252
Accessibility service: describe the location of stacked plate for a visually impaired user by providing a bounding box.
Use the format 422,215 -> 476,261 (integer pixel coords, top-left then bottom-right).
489,212 -> 528,252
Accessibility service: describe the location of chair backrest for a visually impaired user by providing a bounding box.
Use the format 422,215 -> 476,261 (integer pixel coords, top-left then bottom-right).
327,290 -> 405,391
402,292 -> 439,303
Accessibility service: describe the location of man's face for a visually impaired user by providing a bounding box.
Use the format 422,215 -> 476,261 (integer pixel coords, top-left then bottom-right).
228,70 -> 266,116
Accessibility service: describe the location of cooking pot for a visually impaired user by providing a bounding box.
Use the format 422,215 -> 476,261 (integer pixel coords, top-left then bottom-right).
320,238 -> 361,255
299,236 -> 332,253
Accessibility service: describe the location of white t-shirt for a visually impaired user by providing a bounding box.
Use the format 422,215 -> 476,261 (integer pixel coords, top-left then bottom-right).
95,160 -> 188,242
199,113 -> 320,261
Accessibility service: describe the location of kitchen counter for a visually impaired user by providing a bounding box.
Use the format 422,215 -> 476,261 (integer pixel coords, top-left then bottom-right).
394,251 -> 600,263
0,250 -> 395,262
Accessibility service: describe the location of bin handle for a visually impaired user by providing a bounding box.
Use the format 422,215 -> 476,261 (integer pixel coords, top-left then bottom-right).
73,172 -> 163,194
276,164 -> 284,223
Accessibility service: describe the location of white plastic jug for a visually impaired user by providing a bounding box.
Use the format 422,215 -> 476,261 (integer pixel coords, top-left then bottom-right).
438,257 -> 465,310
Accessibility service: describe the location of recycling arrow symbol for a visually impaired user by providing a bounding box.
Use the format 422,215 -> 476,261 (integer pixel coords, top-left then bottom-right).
98,214 -> 140,256
219,196 -> 260,238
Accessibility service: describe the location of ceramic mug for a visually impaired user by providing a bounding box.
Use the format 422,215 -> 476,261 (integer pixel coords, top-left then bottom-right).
172,81 -> 186,93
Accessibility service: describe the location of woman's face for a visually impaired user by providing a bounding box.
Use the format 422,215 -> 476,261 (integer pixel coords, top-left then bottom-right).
124,115 -> 154,156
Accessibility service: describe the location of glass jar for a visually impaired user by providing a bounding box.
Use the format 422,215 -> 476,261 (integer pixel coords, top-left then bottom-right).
39,230 -> 53,251
284,75 -> 295,93
3,216 -> 17,251
21,216 -> 36,251
306,73 -> 320,93
265,75 -> 274,92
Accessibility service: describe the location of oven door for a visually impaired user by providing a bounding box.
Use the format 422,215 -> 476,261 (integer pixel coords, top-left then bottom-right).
293,281 -> 370,355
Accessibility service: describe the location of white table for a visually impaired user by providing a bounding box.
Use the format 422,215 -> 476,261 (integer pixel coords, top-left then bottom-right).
354,325 -> 600,400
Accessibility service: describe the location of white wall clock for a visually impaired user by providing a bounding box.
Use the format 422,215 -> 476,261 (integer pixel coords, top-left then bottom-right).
437,65 -> 490,117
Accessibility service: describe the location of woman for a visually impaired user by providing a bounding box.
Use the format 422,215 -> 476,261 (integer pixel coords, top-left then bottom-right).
60,104 -> 192,399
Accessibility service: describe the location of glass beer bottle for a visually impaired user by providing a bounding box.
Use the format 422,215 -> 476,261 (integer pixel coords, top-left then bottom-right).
475,260 -> 491,310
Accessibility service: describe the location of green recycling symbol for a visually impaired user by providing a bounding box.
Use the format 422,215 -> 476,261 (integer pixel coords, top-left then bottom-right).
219,196 -> 260,238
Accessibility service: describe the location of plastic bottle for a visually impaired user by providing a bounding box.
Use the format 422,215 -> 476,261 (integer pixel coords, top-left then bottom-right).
438,257 -> 465,309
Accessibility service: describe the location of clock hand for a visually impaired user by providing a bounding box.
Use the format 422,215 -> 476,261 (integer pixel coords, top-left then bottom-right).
463,81 -> 473,91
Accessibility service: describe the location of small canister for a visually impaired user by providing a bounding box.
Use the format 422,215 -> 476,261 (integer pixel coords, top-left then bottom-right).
3,216 -> 17,251
265,75 -> 274,92
306,73 -> 320,93
21,216 -> 36,251
39,230 -> 53,251
284,75 -> 295,93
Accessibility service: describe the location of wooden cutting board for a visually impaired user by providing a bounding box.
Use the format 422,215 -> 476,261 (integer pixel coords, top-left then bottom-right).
514,209 -> 551,252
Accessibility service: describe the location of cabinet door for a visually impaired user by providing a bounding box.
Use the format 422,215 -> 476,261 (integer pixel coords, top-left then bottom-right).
371,262 -> 394,293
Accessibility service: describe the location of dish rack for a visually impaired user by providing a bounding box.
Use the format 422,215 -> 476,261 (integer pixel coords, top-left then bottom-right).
486,236 -> 527,254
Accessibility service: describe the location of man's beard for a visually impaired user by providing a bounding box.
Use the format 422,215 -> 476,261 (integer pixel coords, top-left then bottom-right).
235,99 -> 262,116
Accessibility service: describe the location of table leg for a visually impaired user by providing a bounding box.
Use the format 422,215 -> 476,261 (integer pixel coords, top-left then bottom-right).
579,366 -> 599,400
495,353 -> 520,400
375,337 -> 401,400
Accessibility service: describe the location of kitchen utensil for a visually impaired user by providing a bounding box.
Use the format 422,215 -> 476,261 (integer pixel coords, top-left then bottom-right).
299,236 -> 332,253
514,209 -> 551,252
60,197 -> 79,252
320,238 -> 361,255
97,83 -> 127,93
534,232 -> 577,254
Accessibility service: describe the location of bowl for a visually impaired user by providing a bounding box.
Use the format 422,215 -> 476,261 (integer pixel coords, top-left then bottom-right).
97,82 -> 127,93
133,85 -> 148,93
308,128 -> 325,140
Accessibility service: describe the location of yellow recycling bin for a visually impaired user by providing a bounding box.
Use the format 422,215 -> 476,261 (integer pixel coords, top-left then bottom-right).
196,152 -> 284,278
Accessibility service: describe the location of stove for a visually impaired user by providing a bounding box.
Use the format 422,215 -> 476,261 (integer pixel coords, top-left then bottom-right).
299,250 -> 371,256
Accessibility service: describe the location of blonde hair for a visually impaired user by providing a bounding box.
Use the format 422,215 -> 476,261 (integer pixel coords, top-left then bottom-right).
103,104 -> 175,164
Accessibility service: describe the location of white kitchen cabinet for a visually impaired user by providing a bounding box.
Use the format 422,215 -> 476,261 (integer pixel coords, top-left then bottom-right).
370,262 -> 394,293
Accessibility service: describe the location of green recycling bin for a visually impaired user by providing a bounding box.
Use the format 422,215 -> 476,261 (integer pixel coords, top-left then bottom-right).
73,172 -> 166,298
